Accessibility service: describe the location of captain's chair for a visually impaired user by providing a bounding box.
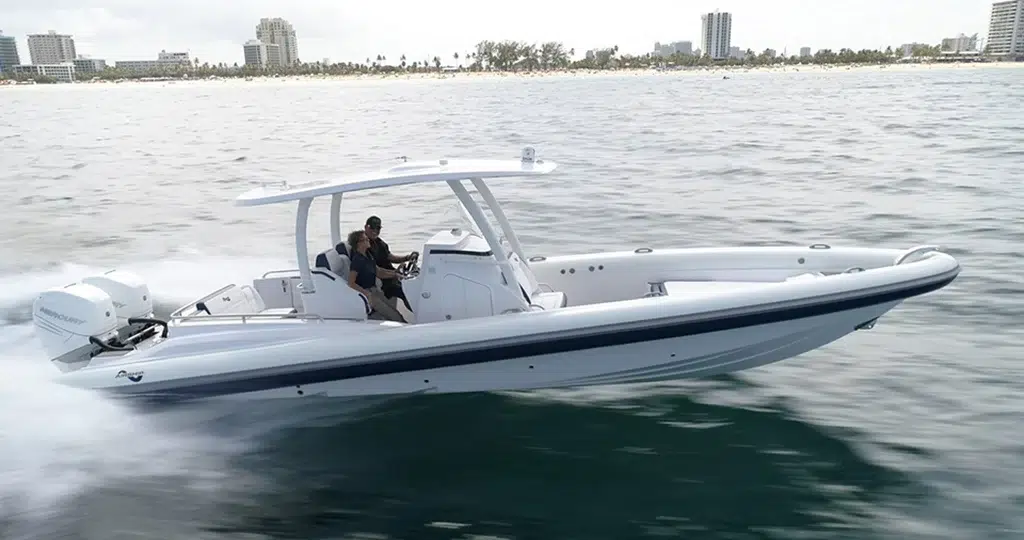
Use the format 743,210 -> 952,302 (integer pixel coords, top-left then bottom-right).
314,243 -> 351,278
335,241 -> 350,258
304,243 -> 369,319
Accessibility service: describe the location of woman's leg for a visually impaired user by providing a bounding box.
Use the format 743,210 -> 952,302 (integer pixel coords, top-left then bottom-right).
369,288 -> 406,323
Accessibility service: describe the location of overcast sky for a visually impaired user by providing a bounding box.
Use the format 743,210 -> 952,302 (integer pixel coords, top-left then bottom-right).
0,0 -> 996,65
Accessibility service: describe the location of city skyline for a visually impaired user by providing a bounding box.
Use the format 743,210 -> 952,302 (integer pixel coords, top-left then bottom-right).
0,0 -> 1000,65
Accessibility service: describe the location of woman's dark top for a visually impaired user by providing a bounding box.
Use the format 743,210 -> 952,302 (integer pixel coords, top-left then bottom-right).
350,251 -> 377,289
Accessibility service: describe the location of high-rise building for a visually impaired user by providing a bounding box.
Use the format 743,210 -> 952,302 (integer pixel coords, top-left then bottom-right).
243,40 -> 282,68
0,30 -> 20,72
941,33 -> 979,52
800,47 -> 812,58
700,11 -> 732,59
653,41 -> 693,57
27,30 -> 76,64
987,0 -> 1024,56
256,18 -> 298,66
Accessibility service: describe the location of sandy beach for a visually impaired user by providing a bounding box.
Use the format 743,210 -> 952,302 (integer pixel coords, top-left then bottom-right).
2,60 -> 1021,88
129,60 -> 1024,84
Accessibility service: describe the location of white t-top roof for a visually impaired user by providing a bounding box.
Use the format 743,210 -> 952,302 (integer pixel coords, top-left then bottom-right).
235,155 -> 558,207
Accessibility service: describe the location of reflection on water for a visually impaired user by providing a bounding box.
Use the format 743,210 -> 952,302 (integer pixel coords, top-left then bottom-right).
204,391 -> 923,540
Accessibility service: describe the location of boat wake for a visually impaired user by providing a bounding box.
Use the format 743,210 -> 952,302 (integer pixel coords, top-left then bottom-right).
0,257 -> 388,539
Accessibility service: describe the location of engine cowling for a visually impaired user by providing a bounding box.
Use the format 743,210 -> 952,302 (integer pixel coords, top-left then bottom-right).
33,282 -> 119,366
82,270 -> 153,325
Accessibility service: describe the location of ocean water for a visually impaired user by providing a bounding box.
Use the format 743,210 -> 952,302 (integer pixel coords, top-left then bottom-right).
0,66 -> 1022,540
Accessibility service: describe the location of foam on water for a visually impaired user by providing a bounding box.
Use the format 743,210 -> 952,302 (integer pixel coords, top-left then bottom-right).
0,256 -> 305,537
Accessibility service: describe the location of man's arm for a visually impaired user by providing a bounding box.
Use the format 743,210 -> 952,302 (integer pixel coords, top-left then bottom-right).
379,239 -> 416,264
388,251 -> 418,263
377,266 -> 400,279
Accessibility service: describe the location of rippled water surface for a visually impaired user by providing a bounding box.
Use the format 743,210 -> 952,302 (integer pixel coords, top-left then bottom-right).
0,66 -> 1022,540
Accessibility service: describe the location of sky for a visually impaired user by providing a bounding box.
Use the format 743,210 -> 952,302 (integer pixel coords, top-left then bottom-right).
0,0 -> 998,65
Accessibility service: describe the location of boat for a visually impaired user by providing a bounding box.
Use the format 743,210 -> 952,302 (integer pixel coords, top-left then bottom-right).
31,147 -> 961,404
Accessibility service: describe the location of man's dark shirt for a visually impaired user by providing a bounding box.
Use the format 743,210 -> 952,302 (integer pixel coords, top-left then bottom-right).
349,251 -> 378,290
368,237 -> 400,292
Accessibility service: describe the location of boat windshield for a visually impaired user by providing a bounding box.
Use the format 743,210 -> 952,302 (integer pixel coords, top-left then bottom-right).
444,198 -> 513,254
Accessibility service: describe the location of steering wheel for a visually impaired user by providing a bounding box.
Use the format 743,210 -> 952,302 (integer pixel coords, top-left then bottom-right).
396,252 -> 420,279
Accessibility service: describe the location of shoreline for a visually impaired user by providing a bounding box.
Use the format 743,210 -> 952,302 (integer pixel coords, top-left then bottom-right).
2,60 -> 1021,87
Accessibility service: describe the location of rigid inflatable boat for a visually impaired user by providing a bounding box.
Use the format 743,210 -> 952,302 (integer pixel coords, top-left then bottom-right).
31,148 -> 960,403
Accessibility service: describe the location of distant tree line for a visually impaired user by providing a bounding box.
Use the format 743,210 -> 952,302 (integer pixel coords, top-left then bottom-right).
0,74 -> 59,84
0,40 -> 984,83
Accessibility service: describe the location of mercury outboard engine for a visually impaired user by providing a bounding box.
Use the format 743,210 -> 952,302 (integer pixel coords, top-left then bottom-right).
33,269 -> 161,370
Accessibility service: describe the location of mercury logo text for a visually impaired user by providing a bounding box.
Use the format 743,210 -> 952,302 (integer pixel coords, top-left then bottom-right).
39,307 -> 85,325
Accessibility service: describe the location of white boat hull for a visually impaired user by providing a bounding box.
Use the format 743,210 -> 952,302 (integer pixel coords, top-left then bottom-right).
161,301 -> 899,402
38,244 -> 957,405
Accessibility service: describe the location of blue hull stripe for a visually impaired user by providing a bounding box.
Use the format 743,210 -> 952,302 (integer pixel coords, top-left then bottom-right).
114,272 -> 957,402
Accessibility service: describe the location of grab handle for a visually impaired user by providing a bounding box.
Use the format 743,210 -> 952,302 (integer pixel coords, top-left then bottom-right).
894,245 -> 940,266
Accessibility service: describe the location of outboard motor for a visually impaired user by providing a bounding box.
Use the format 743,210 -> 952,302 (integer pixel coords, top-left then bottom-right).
33,282 -> 121,368
33,270 -> 157,370
83,270 -> 154,341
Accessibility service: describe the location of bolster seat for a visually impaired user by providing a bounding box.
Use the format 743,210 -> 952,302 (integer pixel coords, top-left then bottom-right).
306,243 -> 369,318
314,244 -> 351,279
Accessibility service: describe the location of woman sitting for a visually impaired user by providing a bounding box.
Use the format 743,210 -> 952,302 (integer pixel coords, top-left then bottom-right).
347,230 -> 407,323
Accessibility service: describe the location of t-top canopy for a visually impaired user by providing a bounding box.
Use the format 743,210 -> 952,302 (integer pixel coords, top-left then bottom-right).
235,148 -> 558,207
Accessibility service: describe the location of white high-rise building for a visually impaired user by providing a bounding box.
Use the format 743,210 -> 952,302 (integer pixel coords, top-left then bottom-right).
941,33 -> 979,52
800,47 -> 812,58
700,11 -> 732,59
27,30 -> 76,64
256,18 -> 298,66
987,0 -> 1024,56
243,40 -> 282,68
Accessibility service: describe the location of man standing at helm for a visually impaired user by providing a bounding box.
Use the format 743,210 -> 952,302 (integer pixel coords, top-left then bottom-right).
364,215 -> 417,311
